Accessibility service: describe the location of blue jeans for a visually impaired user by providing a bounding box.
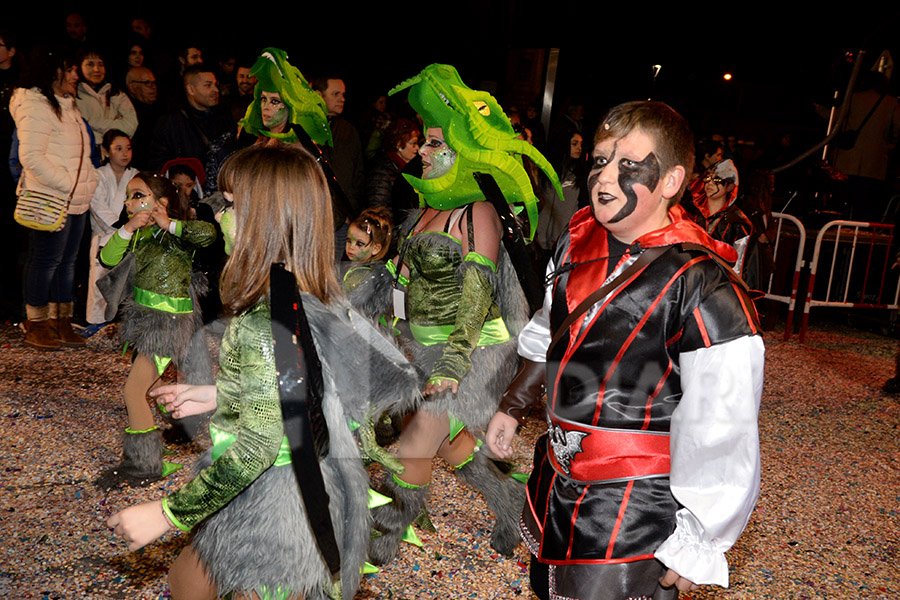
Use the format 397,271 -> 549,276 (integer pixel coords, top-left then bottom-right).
24,212 -> 88,307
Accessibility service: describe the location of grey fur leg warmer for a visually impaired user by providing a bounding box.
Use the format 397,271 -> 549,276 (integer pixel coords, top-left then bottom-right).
455,450 -> 525,557
95,429 -> 163,489
368,476 -> 428,566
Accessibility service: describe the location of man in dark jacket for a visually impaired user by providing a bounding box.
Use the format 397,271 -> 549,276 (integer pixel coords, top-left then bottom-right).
149,65 -> 234,192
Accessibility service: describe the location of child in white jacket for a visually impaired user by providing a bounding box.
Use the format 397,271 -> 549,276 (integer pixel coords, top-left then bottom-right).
87,129 -> 136,325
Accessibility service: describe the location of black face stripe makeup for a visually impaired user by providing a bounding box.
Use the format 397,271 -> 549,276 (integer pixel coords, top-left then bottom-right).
607,151 -> 661,224
588,142 -> 616,193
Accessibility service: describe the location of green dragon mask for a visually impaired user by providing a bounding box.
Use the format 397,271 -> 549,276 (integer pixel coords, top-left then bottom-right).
389,64 -> 562,239
239,48 -> 332,147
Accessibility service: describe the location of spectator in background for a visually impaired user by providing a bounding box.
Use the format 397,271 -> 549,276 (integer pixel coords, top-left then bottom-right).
696,138 -> 725,173
831,70 -> 900,222
366,117 -> 419,217
125,66 -> 161,169
64,12 -> 88,49
75,47 -> 138,140
125,39 -> 145,70
86,129 -> 136,326
128,16 -> 168,84
548,99 -> 584,167
149,65 -> 233,192
358,93 -> 390,160
161,44 -> 204,110
11,46 -> 98,349
215,52 -> 237,105
229,60 -> 254,123
311,74 -> 364,218
178,45 -> 203,73
535,130 -> 587,252
131,18 -> 151,41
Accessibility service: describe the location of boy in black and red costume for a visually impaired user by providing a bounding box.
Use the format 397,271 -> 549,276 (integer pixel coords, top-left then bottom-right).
487,101 -> 764,600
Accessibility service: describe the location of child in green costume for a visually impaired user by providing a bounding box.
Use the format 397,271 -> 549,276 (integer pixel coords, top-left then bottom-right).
96,172 -> 216,489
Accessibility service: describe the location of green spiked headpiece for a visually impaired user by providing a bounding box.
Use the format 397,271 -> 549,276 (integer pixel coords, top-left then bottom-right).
239,48 -> 332,146
389,64 -> 562,239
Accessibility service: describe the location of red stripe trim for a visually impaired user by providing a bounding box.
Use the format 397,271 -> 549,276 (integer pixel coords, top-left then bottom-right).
605,480 -> 634,559
525,485 -> 543,534
643,359 -> 673,430
535,553 -> 658,566
552,263 -> 646,413
692,306 -> 711,347
590,255 -> 710,426
666,329 -> 683,348
565,485 -> 591,560
732,282 -> 759,334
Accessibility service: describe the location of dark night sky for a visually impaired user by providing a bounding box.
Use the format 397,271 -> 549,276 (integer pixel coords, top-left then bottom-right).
9,1 -> 899,150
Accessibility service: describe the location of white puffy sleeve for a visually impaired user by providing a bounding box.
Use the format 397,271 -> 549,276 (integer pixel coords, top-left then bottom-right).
654,334 -> 764,587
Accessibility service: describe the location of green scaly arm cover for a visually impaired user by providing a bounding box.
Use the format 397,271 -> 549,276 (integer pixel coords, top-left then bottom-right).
429,261 -> 495,383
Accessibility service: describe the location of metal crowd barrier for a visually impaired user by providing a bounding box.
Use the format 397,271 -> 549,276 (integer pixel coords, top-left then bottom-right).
764,213 -> 806,341
796,220 -> 899,343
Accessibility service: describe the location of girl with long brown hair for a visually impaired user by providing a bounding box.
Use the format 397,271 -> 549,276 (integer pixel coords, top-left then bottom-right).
107,145 -> 416,600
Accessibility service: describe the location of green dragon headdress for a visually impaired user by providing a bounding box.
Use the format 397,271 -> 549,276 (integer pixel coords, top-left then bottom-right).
239,48 -> 332,147
389,64 -> 562,239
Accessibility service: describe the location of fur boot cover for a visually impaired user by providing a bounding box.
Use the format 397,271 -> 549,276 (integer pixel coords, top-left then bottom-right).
368,476 -> 428,566
95,429 -> 163,489
117,272 -> 213,385
455,450 -> 526,557
190,295 -> 418,600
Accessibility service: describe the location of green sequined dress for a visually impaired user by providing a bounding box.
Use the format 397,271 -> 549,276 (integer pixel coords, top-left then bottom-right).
401,227 -> 526,430
100,222 -> 216,375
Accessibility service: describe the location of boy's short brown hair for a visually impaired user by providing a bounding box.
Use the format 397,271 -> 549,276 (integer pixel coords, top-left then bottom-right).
594,101 -> 695,200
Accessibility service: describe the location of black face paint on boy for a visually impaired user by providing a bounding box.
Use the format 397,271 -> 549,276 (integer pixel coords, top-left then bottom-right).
607,152 -> 661,223
588,143 -> 616,199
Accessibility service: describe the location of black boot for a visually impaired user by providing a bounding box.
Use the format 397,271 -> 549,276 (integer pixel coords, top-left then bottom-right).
96,427 -> 164,490
369,475 -> 428,565
455,450 -> 526,557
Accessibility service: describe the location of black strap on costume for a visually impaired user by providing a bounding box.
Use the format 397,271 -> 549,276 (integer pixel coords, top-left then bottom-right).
473,172 -> 544,313
547,246 -> 667,356
269,263 -> 341,578
292,125 -> 358,223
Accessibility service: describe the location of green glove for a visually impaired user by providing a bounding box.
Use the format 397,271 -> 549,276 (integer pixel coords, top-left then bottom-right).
357,416 -> 405,475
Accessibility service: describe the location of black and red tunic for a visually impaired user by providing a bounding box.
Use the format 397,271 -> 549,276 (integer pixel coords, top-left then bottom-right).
521,206 -> 760,568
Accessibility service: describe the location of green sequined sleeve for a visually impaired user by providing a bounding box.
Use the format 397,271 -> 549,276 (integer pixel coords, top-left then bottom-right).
429,262 -> 495,382
177,219 -> 217,249
163,304 -> 283,531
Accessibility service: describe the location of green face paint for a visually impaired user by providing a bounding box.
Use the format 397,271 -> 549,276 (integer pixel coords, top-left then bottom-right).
421,131 -> 458,180
345,224 -> 373,262
264,105 -> 288,130
426,147 -> 456,179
